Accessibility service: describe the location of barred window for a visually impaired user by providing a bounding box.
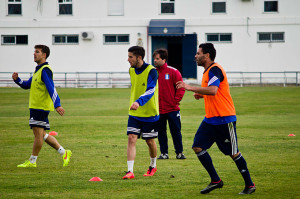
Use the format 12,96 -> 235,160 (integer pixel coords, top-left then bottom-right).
8,0 -> 22,15
206,33 -> 232,43
58,0 -> 72,15
258,32 -> 284,43
104,34 -> 129,44
161,0 -> 175,14
212,1 -> 226,14
53,35 -> 79,44
1,35 -> 28,45
264,1 -> 278,12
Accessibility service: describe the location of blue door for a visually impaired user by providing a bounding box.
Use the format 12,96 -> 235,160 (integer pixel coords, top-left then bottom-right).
182,34 -> 197,79
151,34 -> 197,78
151,37 -> 168,65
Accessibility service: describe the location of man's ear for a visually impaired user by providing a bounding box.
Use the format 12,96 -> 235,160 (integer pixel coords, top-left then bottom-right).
205,53 -> 210,59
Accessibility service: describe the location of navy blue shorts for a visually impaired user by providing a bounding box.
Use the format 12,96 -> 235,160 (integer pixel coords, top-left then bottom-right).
127,116 -> 158,140
29,109 -> 50,130
192,121 -> 239,155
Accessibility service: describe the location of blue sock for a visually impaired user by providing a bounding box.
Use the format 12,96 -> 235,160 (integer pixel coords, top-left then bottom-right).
196,150 -> 220,182
234,153 -> 254,187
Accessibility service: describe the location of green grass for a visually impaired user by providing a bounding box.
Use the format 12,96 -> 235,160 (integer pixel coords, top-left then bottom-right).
0,87 -> 299,199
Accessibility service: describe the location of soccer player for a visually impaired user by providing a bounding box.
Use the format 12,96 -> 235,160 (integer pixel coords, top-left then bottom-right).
176,43 -> 256,194
152,48 -> 186,160
12,44 -> 72,168
123,46 -> 159,179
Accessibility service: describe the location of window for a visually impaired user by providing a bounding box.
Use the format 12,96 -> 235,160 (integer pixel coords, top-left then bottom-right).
104,34 -> 129,44
257,32 -> 284,43
264,1 -> 278,12
206,33 -> 232,43
58,0 -> 72,15
108,0 -> 124,16
53,35 -> 79,44
212,1 -> 226,14
1,35 -> 28,45
8,0 -> 22,15
161,0 -> 175,14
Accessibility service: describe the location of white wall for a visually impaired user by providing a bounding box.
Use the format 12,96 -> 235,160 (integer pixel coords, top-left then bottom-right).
187,17 -> 300,72
0,0 -> 300,75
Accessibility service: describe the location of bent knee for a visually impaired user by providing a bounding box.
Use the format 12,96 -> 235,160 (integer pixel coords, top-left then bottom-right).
192,147 -> 203,153
230,151 -> 241,159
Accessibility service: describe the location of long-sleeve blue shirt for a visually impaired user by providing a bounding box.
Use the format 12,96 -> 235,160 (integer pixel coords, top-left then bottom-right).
14,62 -> 61,111
130,62 -> 159,122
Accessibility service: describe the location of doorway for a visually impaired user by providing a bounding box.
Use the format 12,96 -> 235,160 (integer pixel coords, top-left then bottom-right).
151,34 -> 197,78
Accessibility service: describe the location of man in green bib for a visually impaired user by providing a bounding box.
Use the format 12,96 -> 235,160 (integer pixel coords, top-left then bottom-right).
12,44 -> 72,168
123,46 -> 159,179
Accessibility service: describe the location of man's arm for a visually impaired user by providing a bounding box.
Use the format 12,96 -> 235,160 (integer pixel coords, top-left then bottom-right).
42,68 -> 64,116
176,66 -> 224,97
12,72 -> 32,89
176,82 -> 218,95
130,69 -> 158,110
176,66 -> 223,95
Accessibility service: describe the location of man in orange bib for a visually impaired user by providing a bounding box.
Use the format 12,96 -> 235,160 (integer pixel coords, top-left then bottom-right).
176,43 -> 255,195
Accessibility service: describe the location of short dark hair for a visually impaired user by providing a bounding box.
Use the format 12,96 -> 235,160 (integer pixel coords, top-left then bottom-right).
199,43 -> 216,61
128,46 -> 145,59
35,44 -> 50,59
153,48 -> 168,61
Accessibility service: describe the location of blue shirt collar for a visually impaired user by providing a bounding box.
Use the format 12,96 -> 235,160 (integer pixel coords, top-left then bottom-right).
35,62 -> 48,73
203,62 -> 215,74
135,62 -> 149,74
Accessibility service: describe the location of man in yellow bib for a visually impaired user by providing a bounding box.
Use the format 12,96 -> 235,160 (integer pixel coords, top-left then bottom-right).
12,44 -> 72,168
123,46 -> 159,179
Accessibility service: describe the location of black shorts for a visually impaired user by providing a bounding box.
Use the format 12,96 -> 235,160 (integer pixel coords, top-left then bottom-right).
192,121 -> 239,155
127,116 -> 158,140
29,109 -> 50,130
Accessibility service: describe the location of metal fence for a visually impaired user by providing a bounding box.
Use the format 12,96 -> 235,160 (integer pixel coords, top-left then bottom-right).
226,71 -> 300,87
1,71 -> 299,88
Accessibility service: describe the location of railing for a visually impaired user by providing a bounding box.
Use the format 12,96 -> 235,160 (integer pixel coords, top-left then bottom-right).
1,71 -> 299,88
1,72 -> 130,88
226,71 -> 300,87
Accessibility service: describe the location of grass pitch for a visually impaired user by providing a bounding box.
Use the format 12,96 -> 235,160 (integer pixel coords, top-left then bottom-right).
0,87 -> 299,199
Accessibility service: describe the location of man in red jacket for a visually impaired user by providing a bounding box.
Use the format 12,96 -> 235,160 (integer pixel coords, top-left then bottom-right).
153,48 -> 186,159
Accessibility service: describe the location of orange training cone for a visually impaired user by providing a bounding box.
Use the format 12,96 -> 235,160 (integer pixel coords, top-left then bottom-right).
288,134 -> 295,136
89,177 -> 103,181
49,131 -> 58,136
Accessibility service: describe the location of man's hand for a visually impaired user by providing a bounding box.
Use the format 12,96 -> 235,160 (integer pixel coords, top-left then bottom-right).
193,93 -> 204,100
130,102 -> 140,110
12,72 -> 18,81
176,81 -> 190,90
56,106 -> 65,116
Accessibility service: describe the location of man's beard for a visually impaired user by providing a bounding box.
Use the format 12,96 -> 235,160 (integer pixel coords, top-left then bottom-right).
154,63 -> 160,68
131,60 -> 139,68
196,57 -> 205,66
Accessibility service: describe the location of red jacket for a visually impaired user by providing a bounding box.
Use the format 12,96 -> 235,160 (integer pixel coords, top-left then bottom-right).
156,63 -> 185,114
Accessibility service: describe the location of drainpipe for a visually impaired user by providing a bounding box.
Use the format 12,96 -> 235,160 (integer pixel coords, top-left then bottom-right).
147,26 -> 149,63
247,17 -> 250,36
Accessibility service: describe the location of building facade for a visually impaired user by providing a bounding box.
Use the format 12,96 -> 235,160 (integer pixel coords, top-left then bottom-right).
0,0 -> 299,79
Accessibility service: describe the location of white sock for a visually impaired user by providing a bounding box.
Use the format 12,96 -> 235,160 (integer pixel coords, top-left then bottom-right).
58,146 -> 65,156
150,157 -> 157,168
29,155 -> 38,164
127,160 -> 134,172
